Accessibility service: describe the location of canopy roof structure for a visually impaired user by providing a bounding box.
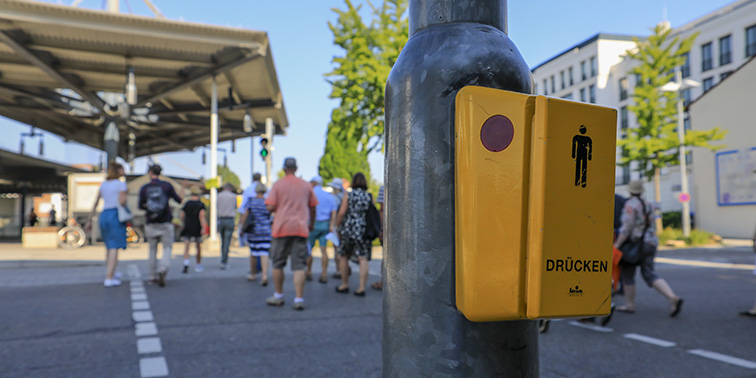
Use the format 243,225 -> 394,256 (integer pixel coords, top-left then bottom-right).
0,147 -> 87,194
0,0 -> 288,158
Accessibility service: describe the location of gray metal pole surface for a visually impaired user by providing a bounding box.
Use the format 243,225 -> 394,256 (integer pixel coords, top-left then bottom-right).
384,1 -> 538,377
104,121 -> 119,166
676,70 -> 691,237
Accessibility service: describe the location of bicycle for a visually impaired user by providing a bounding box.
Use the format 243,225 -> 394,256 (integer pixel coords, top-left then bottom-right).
57,221 -> 87,249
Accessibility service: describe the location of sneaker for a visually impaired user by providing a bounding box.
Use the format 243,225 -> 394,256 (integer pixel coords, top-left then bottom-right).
182,265 -> 189,274
220,263 -> 228,270
157,271 -> 166,287
194,264 -> 204,273
103,278 -> 121,287
266,296 -> 285,307
293,302 -> 305,311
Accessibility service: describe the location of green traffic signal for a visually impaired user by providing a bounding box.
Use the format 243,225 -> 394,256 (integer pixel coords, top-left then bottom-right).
260,148 -> 269,158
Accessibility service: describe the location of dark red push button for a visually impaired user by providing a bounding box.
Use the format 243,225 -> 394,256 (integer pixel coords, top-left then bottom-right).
480,115 -> 514,152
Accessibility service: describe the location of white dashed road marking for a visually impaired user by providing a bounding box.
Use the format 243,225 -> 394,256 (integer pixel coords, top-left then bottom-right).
567,320 -> 613,333
688,349 -> 756,369
623,333 -> 676,348
128,264 -> 168,377
140,357 -> 169,378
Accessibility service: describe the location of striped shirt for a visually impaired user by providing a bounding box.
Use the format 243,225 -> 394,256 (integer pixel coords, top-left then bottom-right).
246,197 -> 271,242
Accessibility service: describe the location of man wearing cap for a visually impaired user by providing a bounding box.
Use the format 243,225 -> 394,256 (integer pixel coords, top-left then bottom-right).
306,176 -> 339,283
139,165 -> 182,287
217,182 -> 238,270
265,158 -> 318,310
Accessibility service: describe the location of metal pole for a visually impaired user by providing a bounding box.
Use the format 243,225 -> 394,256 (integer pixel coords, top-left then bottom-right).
106,0 -> 119,13
676,70 -> 691,237
384,1 -> 538,376
264,118 -> 273,186
210,75 -> 219,242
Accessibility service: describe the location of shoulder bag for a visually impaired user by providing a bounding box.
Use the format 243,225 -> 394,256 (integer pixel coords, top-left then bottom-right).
619,198 -> 650,265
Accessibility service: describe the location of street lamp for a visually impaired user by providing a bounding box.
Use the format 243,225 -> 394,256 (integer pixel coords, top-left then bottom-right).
660,70 -> 700,237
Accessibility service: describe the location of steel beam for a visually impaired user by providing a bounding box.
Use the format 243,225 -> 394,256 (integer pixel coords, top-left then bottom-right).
134,50 -> 265,108
0,30 -> 107,113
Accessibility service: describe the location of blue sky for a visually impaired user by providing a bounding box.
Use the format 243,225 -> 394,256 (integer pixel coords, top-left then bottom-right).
0,0 -> 736,188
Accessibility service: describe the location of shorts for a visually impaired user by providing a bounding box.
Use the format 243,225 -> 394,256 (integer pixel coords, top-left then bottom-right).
271,236 -> 308,270
181,236 -> 202,243
248,239 -> 271,257
307,221 -> 330,248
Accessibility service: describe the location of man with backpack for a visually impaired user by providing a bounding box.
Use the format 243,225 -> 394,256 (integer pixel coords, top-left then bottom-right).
139,165 -> 182,287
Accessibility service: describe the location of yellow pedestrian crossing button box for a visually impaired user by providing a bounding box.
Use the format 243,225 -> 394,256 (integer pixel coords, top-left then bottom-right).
454,86 -> 616,322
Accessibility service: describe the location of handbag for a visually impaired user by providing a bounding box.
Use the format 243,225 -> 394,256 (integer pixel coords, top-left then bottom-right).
363,194 -> 382,242
241,212 -> 256,234
619,198 -> 650,265
117,204 -> 133,223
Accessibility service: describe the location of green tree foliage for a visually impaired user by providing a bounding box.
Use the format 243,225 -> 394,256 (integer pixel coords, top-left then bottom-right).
319,0 -> 408,183
619,23 -> 726,178
216,165 -> 241,190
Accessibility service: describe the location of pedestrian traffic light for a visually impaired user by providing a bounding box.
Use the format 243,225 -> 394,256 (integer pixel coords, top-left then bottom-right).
260,137 -> 269,160
454,86 -> 617,322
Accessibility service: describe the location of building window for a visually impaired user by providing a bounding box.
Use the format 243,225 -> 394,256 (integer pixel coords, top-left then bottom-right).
580,88 -> 586,102
581,61 -> 587,81
635,73 -> 643,87
543,79 -> 548,95
619,77 -> 628,101
701,42 -> 713,72
682,88 -> 691,107
620,106 -> 628,129
681,53 -> 690,78
590,56 -> 597,77
719,35 -> 732,66
568,67 -> 574,86
560,71 -> 565,89
622,165 -> 631,185
720,71 -> 732,80
747,24 -> 756,57
550,75 -> 555,93
534,83 -> 538,95
703,77 -> 714,92
589,84 -> 596,103
684,117 -> 691,131
562,93 -> 573,100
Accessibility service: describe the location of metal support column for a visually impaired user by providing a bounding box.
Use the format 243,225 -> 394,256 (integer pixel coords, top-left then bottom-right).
676,70 -> 691,237
264,118 -> 274,186
209,75 -> 219,242
384,0 -> 538,376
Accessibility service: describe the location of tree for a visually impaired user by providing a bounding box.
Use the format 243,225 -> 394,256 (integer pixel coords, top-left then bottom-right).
319,0 -> 408,183
619,23 -> 726,230
216,165 -> 241,190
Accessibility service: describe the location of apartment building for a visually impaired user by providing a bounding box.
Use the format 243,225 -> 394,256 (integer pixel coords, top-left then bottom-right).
532,0 -> 756,214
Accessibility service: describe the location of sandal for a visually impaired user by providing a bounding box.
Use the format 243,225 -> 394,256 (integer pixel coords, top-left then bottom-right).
260,279 -> 268,287
354,290 -> 365,297
335,286 -> 349,294
616,306 -> 635,314
670,298 -> 683,318
739,310 -> 756,317
371,282 -> 383,291
318,277 -> 328,284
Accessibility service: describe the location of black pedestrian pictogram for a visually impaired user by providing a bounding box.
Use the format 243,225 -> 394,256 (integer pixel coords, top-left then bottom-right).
572,125 -> 592,188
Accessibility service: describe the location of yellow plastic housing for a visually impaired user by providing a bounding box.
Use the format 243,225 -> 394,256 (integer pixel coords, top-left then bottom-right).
455,86 -> 534,322
454,86 -> 617,322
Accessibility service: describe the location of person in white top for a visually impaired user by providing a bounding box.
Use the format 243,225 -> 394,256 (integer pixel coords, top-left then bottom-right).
86,163 -> 128,287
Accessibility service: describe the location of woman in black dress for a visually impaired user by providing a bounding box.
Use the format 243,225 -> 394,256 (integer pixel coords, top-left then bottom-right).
180,187 -> 207,273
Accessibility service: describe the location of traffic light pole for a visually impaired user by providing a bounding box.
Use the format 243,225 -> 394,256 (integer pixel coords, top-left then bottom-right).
384,1 -> 538,376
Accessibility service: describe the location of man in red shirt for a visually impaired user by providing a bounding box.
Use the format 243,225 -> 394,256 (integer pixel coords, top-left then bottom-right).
265,157 -> 318,310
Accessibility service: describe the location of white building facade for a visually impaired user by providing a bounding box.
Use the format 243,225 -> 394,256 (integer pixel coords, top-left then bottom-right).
532,0 -> 756,219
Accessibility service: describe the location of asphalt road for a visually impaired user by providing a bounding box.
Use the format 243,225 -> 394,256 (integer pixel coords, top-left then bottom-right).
1,247 -> 754,377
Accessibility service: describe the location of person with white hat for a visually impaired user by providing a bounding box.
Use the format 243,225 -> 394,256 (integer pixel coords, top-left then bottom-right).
614,180 -> 683,317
